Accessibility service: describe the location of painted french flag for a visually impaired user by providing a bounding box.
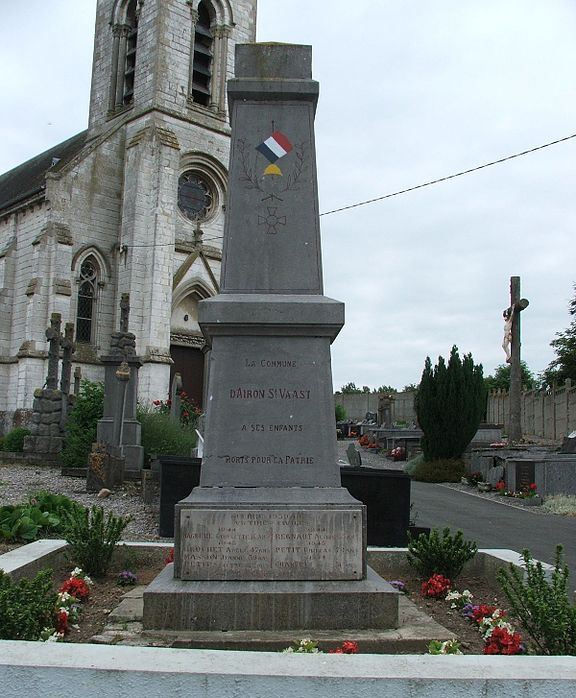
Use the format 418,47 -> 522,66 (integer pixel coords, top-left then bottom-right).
256,131 -> 293,163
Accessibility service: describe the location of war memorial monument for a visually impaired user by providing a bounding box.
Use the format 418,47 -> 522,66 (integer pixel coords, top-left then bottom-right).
143,43 -> 399,634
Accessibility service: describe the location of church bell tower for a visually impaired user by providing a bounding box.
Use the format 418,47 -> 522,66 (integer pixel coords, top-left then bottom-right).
86,0 -> 257,405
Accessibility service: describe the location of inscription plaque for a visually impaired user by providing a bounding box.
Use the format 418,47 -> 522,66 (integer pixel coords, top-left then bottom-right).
515,461 -> 535,491
179,508 -> 363,580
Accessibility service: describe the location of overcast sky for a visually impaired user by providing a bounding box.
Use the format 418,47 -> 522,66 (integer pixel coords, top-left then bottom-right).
1,1 -> 575,391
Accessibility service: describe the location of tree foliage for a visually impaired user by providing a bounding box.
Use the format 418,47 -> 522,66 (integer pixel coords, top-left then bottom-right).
541,285 -> 576,388
415,346 -> 486,461
61,380 -> 104,468
373,385 -> 398,394
484,361 -> 537,392
338,382 -> 363,394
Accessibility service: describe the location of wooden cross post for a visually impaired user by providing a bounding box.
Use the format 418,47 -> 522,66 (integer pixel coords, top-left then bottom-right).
504,276 -> 529,444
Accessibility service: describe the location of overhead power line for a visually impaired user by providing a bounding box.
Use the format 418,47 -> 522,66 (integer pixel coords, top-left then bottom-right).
319,132 -> 576,217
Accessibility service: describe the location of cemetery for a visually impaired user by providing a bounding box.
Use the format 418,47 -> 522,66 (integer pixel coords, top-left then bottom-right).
1,16 -> 576,698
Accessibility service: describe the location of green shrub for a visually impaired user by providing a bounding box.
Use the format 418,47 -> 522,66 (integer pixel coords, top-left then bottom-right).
0,436 -> 5,450
0,505 -> 43,543
0,492 -> 84,543
335,403 -> 347,422
61,380 -> 104,468
497,546 -> 576,655
64,505 -> 129,577
3,427 -> 31,452
407,526 -> 478,581
416,346 -> 486,460
411,458 -> 465,482
138,408 -> 197,464
0,569 -> 56,640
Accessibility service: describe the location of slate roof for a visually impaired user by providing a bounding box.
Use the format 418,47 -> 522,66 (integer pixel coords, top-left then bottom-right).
0,130 -> 88,214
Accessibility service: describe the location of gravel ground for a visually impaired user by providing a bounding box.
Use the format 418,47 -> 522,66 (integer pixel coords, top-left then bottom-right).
0,461 -> 160,541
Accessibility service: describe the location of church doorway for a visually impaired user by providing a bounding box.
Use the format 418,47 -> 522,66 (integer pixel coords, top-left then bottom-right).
170,344 -> 205,410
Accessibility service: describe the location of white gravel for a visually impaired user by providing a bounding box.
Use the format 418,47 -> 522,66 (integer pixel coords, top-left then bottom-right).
0,461 -> 162,540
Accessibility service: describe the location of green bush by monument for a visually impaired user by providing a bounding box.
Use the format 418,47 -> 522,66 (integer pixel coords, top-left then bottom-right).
61,380 -> 104,468
0,569 -> 56,641
138,408 -> 198,464
2,427 -> 31,452
407,527 -> 478,581
415,346 -> 486,461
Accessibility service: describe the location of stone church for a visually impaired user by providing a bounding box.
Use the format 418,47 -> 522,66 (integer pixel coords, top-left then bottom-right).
0,0 -> 257,431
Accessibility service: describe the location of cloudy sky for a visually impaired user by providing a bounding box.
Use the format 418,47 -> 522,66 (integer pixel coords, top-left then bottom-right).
1,1 -> 575,391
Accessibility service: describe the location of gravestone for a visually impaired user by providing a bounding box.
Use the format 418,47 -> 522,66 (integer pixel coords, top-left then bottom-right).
170,373 -> 183,423
143,43 -> 399,633
346,442 -> 362,468
95,294 -> 143,477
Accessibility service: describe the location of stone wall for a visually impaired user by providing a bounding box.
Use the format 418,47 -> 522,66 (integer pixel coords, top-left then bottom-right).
487,379 -> 576,442
335,391 -> 417,423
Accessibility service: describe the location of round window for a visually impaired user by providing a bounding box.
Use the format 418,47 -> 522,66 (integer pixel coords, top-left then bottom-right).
177,171 -> 214,221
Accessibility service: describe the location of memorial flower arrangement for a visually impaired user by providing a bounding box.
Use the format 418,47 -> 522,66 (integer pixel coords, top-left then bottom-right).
466,471 -> 483,487
445,590 -> 524,655
421,574 -> 451,598
40,568 -> 92,642
495,480 -> 538,499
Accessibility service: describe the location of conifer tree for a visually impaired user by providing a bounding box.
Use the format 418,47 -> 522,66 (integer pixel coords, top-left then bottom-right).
415,346 -> 486,461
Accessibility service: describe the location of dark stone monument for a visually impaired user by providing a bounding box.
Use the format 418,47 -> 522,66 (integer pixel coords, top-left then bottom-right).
95,294 -> 143,477
143,43 -> 399,633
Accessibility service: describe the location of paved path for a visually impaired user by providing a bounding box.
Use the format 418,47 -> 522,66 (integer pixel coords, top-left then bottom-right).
411,481 -> 576,573
337,440 -> 576,573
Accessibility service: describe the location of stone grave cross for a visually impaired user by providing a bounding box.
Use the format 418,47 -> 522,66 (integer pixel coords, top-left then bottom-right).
60,322 -> 76,395
45,313 -> 62,390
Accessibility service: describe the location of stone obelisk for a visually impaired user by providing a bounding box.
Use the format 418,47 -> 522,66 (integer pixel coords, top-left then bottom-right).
144,44 -> 398,633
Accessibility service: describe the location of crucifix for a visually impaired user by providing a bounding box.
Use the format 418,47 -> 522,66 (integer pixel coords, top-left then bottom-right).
45,313 -> 62,391
503,276 -> 529,444
120,293 -> 130,333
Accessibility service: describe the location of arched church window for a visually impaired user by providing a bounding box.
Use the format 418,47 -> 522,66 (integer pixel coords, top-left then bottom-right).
178,171 -> 215,221
76,258 -> 98,343
192,1 -> 213,106
123,0 -> 139,105
109,0 -> 140,112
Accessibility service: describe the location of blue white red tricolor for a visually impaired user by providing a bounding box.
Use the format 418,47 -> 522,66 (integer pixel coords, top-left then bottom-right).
256,131 -> 293,162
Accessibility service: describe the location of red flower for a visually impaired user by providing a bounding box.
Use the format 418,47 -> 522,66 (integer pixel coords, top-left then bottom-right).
59,577 -> 90,601
483,626 -> 523,655
529,483 -> 537,490
183,411 -> 190,418
164,548 -> 175,565
328,647 -> 344,654
55,610 -> 69,634
421,574 -> 451,598
472,604 -> 500,623
495,480 -> 506,491
153,400 -> 161,406
341,641 -> 359,654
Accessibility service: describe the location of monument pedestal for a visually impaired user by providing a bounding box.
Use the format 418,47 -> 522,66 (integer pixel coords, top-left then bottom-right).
143,565 -> 398,631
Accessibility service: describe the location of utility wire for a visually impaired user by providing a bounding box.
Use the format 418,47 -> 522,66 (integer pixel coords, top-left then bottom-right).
319,132 -> 576,217
122,131 -> 576,247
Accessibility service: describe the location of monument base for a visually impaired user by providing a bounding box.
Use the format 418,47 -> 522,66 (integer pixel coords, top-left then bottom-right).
143,564 -> 399,631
